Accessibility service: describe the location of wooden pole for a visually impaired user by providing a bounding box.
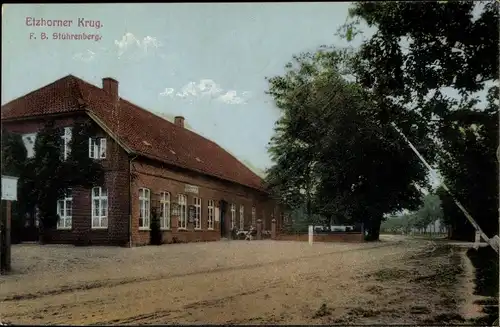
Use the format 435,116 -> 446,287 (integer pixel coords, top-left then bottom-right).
5,200 -> 11,272
0,201 -> 3,273
1,200 -> 12,273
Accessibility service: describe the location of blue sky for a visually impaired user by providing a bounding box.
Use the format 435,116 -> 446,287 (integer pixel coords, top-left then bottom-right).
2,3 -> 368,175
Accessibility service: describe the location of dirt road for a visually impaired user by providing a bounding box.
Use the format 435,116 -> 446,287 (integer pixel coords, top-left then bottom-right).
0,236 -> 473,325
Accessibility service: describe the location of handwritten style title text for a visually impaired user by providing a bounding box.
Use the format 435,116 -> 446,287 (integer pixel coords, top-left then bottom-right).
26,17 -> 103,29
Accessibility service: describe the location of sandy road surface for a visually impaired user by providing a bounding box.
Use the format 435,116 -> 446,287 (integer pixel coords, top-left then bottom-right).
0,236 -> 471,325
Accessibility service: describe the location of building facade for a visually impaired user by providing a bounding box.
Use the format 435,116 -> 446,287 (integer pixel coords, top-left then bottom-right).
1,75 -> 282,246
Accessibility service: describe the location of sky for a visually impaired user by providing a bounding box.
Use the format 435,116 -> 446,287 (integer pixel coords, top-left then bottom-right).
1,3 -> 368,176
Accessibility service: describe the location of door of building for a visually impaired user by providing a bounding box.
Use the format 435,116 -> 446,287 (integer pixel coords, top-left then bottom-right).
219,200 -> 227,237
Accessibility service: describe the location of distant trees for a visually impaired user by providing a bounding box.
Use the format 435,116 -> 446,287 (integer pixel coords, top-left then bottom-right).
380,193 -> 444,234
415,194 -> 444,233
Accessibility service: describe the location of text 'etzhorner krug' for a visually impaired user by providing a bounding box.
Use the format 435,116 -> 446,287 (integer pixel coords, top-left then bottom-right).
26,17 -> 103,29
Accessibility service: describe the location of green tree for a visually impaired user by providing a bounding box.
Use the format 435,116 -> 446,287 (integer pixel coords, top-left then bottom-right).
265,48 -> 431,241
343,1 -> 497,112
344,1 -> 499,241
415,193 -> 444,234
403,213 -> 417,234
1,129 -> 34,243
1,129 -> 27,177
31,121 -> 67,242
437,106 -> 498,240
2,121 -> 106,244
34,121 -> 106,243
66,121 -> 105,188
380,215 -> 405,233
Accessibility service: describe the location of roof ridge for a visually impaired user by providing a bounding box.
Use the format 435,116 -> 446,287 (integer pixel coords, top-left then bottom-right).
69,76 -> 257,169
1,74 -> 77,107
116,95 -> 256,169
58,75 -> 233,152
131,102 -> 265,181
2,74 -> 267,191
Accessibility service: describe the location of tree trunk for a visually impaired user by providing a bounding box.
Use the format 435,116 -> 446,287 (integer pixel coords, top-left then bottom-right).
365,216 -> 382,241
38,223 -> 46,244
450,220 -> 475,241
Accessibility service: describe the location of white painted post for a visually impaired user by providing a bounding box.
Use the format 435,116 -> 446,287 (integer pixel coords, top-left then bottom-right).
1,175 -> 18,274
473,231 -> 481,250
391,123 -> 499,253
308,225 -> 313,245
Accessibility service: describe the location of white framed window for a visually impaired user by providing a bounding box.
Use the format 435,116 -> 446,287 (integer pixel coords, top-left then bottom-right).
230,204 -> 236,230
91,187 -> 108,229
207,200 -> 215,230
251,206 -> 256,227
61,127 -> 72,160
239,205 -> 244,230
56,189 -> 72,229
193,197 -> 202,229
22,133 -> 37,158
178,194 -> 187,229
89,137 -> 107,159
160,192 -> 171,230
139,188 -> 150,229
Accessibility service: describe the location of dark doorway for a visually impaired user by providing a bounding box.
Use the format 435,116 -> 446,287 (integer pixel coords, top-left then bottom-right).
21,210 -> 38,243
1,201 -> 38,244
219,200 -> 227,237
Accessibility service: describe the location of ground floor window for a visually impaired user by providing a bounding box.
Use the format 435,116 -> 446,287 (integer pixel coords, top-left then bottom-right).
194,197 -> 202,229
239,205 -> 244,230
178,194 -> 187,229
160,191 -> 171,229
230,204 -> 236,230
57,189 -> 72,229
207,200 -> 215,230
139,188 -> 150,229
92,187 -> 108,229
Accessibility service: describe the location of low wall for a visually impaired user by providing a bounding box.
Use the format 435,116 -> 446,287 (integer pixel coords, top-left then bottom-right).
274,232 -> 364,243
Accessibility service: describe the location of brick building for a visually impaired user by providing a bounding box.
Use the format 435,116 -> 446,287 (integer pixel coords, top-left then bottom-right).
1,75 -> 282,246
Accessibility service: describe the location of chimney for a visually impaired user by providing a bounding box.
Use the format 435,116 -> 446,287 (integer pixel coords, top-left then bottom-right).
174,116 -> 185,128
102,77 -> 119,101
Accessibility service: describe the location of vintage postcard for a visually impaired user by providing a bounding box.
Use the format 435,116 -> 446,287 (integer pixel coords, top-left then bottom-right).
1,3 -> 498,326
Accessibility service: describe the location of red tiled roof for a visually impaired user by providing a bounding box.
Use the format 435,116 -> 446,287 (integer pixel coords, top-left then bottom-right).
1,75 -> 266,191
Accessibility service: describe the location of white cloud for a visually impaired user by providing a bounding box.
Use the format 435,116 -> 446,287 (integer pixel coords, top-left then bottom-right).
72,49 -> 96,62
176,82 -> 199,99
114,32 -> 161,59
141,36 -> 161,52
159,88 -> 175,97
159,79 -> 251,105
197,79 -> 223,97
217,90 -> 247,105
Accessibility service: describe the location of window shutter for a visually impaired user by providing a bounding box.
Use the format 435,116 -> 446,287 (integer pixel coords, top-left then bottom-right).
99,138 -> 107,158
